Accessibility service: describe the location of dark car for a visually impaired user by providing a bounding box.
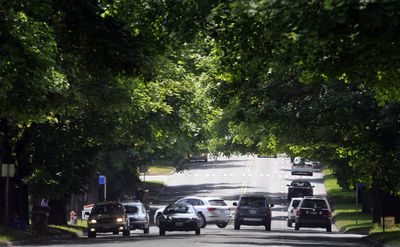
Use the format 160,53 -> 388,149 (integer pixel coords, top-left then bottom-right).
295,197 -> 333,232
287,180 -> 314,201
157,203 -> 202,235
86,201 -> 129,238
233,194 -> 274,231
122,200 -> 150,234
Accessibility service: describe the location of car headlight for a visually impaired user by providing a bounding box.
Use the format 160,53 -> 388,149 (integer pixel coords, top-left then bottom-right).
116,218 -> 124,223
89,219 -> 97,224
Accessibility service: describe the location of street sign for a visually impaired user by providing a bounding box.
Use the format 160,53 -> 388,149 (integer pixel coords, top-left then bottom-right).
1,164 -> 15,177
357,183 -> 365,189
98,175 -> 106,185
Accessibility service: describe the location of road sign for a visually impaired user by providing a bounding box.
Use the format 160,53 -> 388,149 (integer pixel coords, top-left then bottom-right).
98,175 -> 106,185
2,164 -> 15,177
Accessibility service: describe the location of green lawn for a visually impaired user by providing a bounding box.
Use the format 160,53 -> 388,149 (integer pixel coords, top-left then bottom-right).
146,165 -> 175,175
323,167 -> 400,246
0,228 -> 33,243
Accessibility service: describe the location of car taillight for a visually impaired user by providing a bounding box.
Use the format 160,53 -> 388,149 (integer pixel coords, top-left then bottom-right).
290,209 -> 294,213
323,210 -> 332,217
207,207 -> 217,212
297,210 -> 302,217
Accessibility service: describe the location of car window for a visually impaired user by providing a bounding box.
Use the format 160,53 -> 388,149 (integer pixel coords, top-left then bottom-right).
91,204 -> 124,215
185,199 -> 204,206
124,205 -> 139,214
302,199 -> 328,209
240,197 -> 267,207
291,181 -> 311,187
165,204 -> 194,214
292,200 -> 301,208
208,200 -> 227,206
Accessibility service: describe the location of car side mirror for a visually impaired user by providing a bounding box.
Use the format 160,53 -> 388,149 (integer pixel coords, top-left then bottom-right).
85,212 -> 90,216
312,185 -> 315,188
270,203 -> 274,208
286,184 -> 290,187
233,202 -> 237,206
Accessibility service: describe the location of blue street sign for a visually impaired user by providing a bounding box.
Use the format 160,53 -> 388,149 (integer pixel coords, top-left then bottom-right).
357,183 -> 365,189
99,175 -> 106,185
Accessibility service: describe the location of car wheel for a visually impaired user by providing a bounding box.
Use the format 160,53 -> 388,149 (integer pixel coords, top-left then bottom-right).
326,225 -> 332,232
88,231 -> 96,238
122,229 -> 130,236
159,228 -> 166,236
195,228 -> 201,235
216,222 -> 228,228
155,213 -> 162,226
113,230 -> 119,235
295,223 -> 300,231
234,222 -> 240,230
144,227 -> 150,234
287,220 -> 292,227
199,213 -> 207,228
265,222 -> 271,231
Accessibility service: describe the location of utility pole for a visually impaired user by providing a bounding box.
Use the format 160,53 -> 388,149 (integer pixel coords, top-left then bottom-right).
2,163 -> 15,234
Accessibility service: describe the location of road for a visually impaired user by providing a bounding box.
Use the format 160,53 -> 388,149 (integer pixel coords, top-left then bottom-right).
12,155 -> 373,247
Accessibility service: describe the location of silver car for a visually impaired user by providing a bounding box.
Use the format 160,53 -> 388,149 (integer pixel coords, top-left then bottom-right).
122,200 -> 150,234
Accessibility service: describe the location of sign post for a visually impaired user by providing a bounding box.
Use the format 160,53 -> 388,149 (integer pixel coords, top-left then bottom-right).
98,175 -> 107,201
356,183 -> 365,225
2,164 -> 15,234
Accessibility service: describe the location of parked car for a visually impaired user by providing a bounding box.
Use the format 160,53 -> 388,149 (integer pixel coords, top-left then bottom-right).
291,157 -> 313,176
157,203 -> 202,235
122,200 -> 150,234
154,196 -> 232,228
295,196 -> 333,232
233,194 -> 274,231
86,201 -> 130,238
287,180 -> 314,201
189,153 -> 208,162
287,197 -> 302,227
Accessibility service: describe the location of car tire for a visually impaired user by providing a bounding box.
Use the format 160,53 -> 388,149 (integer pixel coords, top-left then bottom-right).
195,228 -> 201,235
265,222 -> 271,231
287,220 -> 292,227
216,222 -> 228,228
155,213 -> 162,226
234,222 -> 240,230
159,228 -> 166,236
113,230 -> 119,235
122,229 -> 130,236
199,213 -> 207,228
144,227 -> 150,234
295,223 -> 300,230
326,225 -> 332,232
88,231 -> 96,238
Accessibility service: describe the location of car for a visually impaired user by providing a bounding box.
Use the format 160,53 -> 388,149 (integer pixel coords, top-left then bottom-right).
157,203 -> 202,235
154,196 -> 232,228
287,180 -> 314,201
86,201 -> 130,238
291,157 -> 313,176
122,200 -> 150,234
233,194 -> 274,231
287,197 -> 302,227
294,196 -> 333,232
189,153 -> 208,162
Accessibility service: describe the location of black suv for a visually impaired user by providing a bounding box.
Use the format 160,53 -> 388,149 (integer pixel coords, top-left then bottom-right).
233,194 -> 274,231
86,201 -> 130,238
295,197 -> 333,232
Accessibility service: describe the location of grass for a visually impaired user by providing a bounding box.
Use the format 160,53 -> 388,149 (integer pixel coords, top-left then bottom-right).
141,180 -> 165,200
0,227 -> 33,243
146,165 -> 175,175
323,167 -> 400,246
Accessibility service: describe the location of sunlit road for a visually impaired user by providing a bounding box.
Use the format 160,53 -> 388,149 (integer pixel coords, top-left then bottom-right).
12,156 -> 374,247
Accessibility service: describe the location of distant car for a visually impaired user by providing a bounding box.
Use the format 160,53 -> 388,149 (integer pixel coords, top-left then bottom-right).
122,200 -> 150,234
155,196 -> 232,228
86,201 -> 130,238
189,153 -> 208,162
257,154 -> 277,158
287,197 -> 302,227
295,197 -> 333,232
157,203 -> 202,235
233,194 -> 274,231
287,180 -> 314,201
291,157 -> 313,176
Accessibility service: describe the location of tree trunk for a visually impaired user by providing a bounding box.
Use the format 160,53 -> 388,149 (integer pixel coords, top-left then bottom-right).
48,199 -> 68,225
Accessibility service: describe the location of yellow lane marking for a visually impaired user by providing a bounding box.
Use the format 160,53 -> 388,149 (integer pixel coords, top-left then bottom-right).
240,157 -> 253,196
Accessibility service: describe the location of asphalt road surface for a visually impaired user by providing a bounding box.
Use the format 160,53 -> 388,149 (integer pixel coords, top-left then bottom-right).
13,155 -> 374,247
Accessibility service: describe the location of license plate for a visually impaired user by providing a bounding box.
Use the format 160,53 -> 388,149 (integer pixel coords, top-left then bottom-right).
310,211 -> 317,215
175,222 -> 184,227
243,218 -> 261,222
249,210 -> 257,214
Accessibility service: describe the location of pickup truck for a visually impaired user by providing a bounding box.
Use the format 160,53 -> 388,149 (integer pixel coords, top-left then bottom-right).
291,157 -> 313,176
287,180 -> 314,201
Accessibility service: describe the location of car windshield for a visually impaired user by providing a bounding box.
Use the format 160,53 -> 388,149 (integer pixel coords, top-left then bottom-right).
91,204 -> 124,215
240,197 -> 266,207
302,199 -> 328,209
209,200 -> 227,206
124,205 -> 140,214
165,204 -> 194,214
291,181 -> 311,187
